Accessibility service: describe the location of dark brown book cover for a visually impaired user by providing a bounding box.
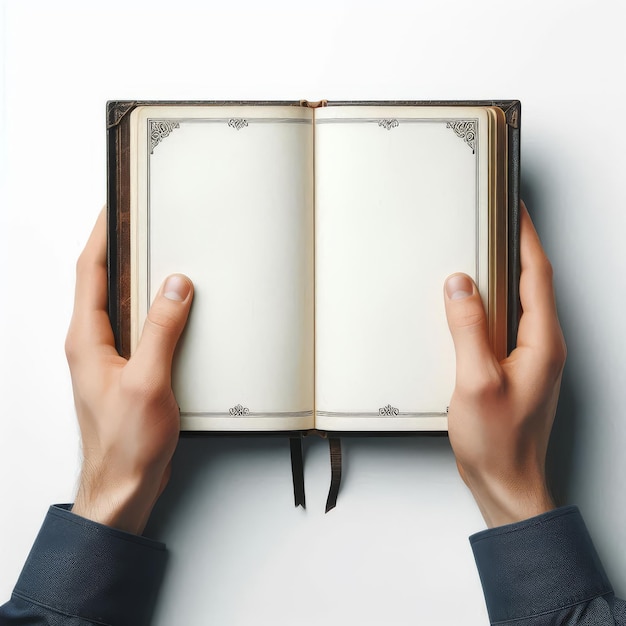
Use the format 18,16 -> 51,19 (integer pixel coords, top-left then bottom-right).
107,99 -> 520,438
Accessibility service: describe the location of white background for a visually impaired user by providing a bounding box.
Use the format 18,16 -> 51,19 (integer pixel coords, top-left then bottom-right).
0,1 -> 624,624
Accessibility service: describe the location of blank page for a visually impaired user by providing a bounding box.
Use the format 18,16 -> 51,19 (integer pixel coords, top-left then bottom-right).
314,106 -> 490,431
131,106 -> 315,431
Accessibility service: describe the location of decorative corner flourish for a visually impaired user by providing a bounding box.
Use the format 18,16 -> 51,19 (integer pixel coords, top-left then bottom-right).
150,120 -> 180,154
446,120 -> 477,154
229,404 -> 250,416
379,404 -> 399,416
228,118 -> 249,131
378,119 -> 399,131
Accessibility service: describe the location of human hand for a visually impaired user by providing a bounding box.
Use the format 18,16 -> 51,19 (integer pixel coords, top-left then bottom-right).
443,202 -> 566,528
65,209 -> 193,535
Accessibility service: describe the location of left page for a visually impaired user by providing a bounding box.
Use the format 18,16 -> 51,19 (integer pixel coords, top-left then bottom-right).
131,105 -> 315,431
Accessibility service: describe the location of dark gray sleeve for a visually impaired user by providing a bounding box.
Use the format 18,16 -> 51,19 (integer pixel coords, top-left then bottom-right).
470,505 -> 625,625
0,504 -> 167,625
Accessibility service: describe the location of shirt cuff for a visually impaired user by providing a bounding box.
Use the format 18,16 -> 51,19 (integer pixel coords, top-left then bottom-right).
12,504 -> 167,626
470,505 -> 613,623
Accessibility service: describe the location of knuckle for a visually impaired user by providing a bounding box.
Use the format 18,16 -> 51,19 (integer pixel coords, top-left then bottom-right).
451,302 -> 485,332
75,248 -> 91,278
544,335 -> 567,377
538,256 -> 555,282
555,335 -> 567,367
458,310 -> 485,332
473,377 -> 504,402
64,327 -> 79,365
146,304 -> 179,334
458,366 -> 505,401
121,371 -> 168,406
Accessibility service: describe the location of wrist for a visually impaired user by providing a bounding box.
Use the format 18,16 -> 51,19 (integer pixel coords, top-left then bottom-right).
72,466 -> 164,535
469,476 -> 555,528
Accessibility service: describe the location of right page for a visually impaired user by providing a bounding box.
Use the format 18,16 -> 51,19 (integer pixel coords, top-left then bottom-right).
314,106 -> 491,431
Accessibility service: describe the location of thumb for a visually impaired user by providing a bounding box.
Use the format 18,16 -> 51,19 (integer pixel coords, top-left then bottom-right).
132,274 -> 194,378
444,274 -> 497,384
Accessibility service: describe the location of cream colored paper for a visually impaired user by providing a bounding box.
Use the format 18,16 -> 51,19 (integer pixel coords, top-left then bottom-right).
314,107 -> 490,431
130,104 -> 491,432
131,106 -> 315,431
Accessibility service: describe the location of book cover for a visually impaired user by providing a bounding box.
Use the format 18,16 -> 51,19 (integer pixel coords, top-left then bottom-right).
107,100 -> 520,435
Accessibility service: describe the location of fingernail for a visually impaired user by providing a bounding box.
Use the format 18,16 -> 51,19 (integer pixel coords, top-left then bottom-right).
163,275 -> 191,302
445,274 -> 474,300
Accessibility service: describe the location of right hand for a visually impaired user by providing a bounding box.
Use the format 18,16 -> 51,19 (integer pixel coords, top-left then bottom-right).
443,202 -> 566,528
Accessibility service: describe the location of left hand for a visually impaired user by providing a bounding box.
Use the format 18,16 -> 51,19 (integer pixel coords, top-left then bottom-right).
65,208 -> 193,534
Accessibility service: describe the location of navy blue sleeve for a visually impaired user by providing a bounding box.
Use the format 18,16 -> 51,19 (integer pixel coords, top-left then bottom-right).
471,505 -> 626,624
0,505 -> 167,626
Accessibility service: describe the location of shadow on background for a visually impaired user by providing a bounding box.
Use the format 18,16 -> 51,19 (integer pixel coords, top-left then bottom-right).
147,432 -> 455,539
522,173 -> 580,507
146,436 -> 293,537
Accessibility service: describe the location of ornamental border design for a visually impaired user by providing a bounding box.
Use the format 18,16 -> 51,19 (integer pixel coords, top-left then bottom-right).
229,404 -> 250,416
143,115 -> 478,427
149,120 -> 180,154
379,404 -> 400,416
446,120 -> 477,153
228,118 -> 249,130
377,119 -> 399,130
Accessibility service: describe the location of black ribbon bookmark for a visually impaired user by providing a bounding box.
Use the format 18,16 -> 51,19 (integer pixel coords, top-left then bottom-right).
325,437 -> 342,513
289,437 -> 306,508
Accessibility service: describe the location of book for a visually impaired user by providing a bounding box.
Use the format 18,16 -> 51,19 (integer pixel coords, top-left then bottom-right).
107,100 -> 520,435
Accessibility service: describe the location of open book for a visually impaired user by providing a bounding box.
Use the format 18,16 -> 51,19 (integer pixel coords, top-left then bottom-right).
107,100 -> 520,434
